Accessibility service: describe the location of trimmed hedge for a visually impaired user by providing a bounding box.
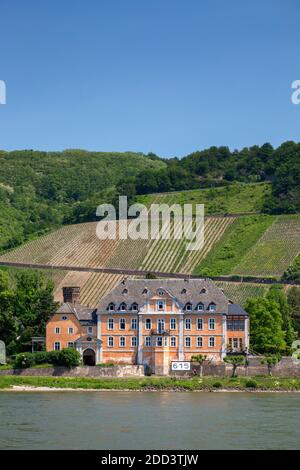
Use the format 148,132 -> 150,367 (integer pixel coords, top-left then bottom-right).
14,348 -> 80,369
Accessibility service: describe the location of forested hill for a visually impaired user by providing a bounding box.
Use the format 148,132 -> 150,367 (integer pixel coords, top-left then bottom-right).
0,149 -> 165,251
0,141 -> 299,253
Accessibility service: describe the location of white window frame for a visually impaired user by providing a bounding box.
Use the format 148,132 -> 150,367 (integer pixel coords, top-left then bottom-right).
157,300 -> 165,311
145,318 -> 151,330
197,336 -> 203,348
67,342 -> 74,348
170,318 -> 176,330
170,336 -> 176,347
108,304 -> 115,311
185,303 -> 192,311
108,336 -> 114,347
87,326 -> 93,335
185,318 -> 191,330
197,303 -> 204,311
119,336 -> 126,347
54,341 -> 60,351
197,318 -> 203,330
185,336 -> 191,348
208,318 -> 215,330
68,327 -> 73,335
131,303 -> 138,312
157,319 -> 165,333
120,303 -> 126,312
131,318 -> 137,330
131,336 -> 137,347
119,318 -> 126,330
156,336 -> 163,347
209,304 -> 216,312
209,336 -> 215,348
54,327 -> 60,334
108,318 -> 114,330
145,336 -> 151,347
61,315 -> 67,320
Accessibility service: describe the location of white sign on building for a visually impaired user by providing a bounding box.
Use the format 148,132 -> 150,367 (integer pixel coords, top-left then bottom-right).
171,361 -> 190,371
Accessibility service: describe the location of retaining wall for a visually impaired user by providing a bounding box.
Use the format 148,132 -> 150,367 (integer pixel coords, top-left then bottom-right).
0,365 -> 145,378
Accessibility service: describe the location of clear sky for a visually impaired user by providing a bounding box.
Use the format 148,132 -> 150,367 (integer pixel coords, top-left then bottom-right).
0,0 -> 299,157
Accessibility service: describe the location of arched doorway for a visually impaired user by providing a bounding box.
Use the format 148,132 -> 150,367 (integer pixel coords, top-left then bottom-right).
83,348 -> 96,366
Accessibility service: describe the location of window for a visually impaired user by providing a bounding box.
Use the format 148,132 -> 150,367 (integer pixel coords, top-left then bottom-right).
197,318 -> 203,330
61,316 -> 67,320
108,303 -> 115,311
239,338 -> 243,349
119,318 -> 126,330
122,288 -> 128,294
197,337 -> 203,347
142,288 -> 148,294
145,318 -> 151,330
181,288 -> 187,294
200,288 -> 206,294
108,318 -> 114,330
228,338 -> 233,349
54,342 -> 60,351
131,303 -> 138,311
209,303 -> 216,312
108,336 -> 114,347
157,319 -> 165,333
158,289 -> 165,296
145,336 -> 151,347
157,300 -> 165,311
164,337 -> 168,347
68,342 -> 74,348
120,303 -> 126,311
208,318 -> 215,330
185,337 -> 191,347
131,318 -> 137,330
156,336 -> 163,347
119,336 -> 126,347
87,326 -> 93,335
227,318 -> 245,331
233,338 -> 238,349
131,336 -> 137,347
170,318 -> 176,330
209,337 -> 215,347
185,318 -> 191,330
68,327 -> 73,334
55,327 -> 60,334
185,303 -> 192,311
197,303 -> 204,311
170,336 -> 176,347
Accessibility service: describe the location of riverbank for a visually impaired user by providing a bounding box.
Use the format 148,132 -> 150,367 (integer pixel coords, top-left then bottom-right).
1,375 -> 300,392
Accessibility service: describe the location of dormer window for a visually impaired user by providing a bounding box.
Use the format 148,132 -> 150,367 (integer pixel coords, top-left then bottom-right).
209,303 -> 216,312
120,303 -> 127,311
131,303 -> 138,311
185,303 -> 192,311
200,288 -> 207,294
157,300 -> 165,311
122,288 -> 128,295
181,288 -> 187,294
142,288 -> 148,294
158,289 -> 165,296
197,303 -> 204,311
61,316 -> 68,320
108,303 -> 115,311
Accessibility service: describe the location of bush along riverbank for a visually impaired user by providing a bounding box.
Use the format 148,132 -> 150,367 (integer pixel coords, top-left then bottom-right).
1,375 -> 300,392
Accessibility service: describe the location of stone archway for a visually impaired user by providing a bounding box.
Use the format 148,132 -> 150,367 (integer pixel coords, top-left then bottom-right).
82,348 -> 96,366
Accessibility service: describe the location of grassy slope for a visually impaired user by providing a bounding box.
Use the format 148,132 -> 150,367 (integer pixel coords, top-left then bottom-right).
136,182 -> 271,215
1,375 -> 300,391
193,215 -> 275,276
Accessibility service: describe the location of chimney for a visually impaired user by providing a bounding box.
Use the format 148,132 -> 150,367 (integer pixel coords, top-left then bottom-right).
62,286 -> 81,305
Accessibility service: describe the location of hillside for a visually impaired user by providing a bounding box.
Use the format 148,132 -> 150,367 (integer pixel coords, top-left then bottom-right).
0,149 -> 166,252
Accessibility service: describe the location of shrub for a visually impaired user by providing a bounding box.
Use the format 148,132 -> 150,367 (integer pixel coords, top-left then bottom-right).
33,351 -> 49,365
56,348 -> 80,368
14,353 -> 36,369
212,381 -> 222,388
245,379 -> 258,389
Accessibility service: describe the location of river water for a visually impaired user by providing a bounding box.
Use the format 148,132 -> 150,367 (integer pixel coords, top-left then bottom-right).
0,391 -> 299,449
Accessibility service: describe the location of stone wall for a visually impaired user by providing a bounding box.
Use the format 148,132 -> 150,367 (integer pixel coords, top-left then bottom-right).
0,365 -> 145,378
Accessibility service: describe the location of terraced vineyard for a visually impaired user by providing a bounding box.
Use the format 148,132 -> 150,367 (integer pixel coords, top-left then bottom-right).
233,215 -> 300,278
215,281 -> 270,306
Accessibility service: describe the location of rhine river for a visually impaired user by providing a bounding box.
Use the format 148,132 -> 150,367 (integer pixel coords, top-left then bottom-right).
0,391 -> 299,449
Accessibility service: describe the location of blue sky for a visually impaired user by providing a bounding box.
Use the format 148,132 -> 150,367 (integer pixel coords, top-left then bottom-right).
0,0 -> 299,157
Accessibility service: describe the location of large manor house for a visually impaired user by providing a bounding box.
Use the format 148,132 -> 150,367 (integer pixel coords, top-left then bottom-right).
46,279 -> 249,374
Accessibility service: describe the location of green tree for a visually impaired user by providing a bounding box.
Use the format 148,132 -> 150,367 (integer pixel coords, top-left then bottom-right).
244,298 -> 286,354
261,354 -> 281,376
191,354 -> 207,377
223,355 -> 245,377
0,271 -> 18,354
287,286 -> 300,336
267,285 -> 295,347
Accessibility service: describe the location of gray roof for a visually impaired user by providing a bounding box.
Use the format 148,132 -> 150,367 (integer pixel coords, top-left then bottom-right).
57,303 -> 97,323
228,303 -> 248,317
98,278 -> 230,313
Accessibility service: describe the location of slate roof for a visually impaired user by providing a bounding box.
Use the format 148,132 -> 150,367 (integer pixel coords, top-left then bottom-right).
97,278 -> 231,314
228,303 -> 248,317
57,302 -> 97,323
